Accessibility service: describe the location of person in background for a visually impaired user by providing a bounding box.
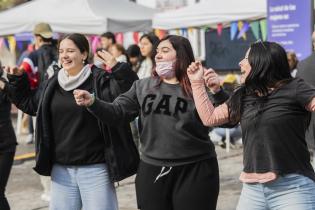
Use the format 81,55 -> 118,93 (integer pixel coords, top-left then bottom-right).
3,33 -> 138,210
17,43 -> 35,66
20,22 -> 58,145
0,61 -> 17,210
109,43 -> 128,63
19,22 -> 58,202
17,43 -> 35,143
287,51 -> 298,77
100,32 -> 116,51
96,32 -> 118,72
133,33 -> 159,150
188,41 -> 315,210
126,44 -> 141,72
137,33 -> 159,79
126,44 -> 142,149
73,35 -> 229,210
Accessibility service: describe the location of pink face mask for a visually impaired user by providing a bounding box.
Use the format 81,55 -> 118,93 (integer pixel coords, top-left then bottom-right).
155,61 -> 175,79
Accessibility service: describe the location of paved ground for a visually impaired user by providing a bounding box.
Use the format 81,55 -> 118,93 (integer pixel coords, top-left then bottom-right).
7,134 -> 243,210
7,115 -> 244,210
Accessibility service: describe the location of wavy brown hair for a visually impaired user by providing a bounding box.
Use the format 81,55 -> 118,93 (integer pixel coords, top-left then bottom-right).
152,35 -> 195,97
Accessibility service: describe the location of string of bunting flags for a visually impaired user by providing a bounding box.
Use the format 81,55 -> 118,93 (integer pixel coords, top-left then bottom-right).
153,19 -> 267,41
0,19 -> 267,56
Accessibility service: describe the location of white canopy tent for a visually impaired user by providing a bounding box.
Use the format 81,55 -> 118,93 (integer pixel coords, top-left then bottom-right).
0,0 -> 156,36
153,0 -> 267,30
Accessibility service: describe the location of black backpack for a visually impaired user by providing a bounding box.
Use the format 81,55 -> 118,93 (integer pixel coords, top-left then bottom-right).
37,44 -> 58,82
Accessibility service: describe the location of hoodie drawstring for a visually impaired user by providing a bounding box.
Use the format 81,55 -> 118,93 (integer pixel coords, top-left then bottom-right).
154,166 -> 172,183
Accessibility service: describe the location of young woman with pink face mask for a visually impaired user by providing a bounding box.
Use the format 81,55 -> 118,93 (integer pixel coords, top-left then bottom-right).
73,35 -> 229,210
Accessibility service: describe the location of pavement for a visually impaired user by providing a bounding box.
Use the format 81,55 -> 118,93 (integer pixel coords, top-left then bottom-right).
7,115 -> 244,210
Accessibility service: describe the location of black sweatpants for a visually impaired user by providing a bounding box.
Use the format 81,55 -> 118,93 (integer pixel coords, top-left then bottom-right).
0,151 -> 15,210
135,158 -> 219,210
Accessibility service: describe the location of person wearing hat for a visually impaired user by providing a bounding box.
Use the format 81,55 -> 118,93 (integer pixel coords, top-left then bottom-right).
19,22 -> 58,202
21,22 -> 58,86
20,22 -> 58,145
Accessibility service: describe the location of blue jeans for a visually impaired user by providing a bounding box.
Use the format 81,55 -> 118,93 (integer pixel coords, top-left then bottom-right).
213,126 -> 242,141
237,174 -> 315,210
50,163 -> 118,210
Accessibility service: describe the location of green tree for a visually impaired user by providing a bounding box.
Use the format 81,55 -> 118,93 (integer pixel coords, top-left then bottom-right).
0,0 -> 29,12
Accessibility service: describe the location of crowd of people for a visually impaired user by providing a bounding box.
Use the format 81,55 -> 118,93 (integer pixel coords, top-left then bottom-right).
0,21 -> 315,210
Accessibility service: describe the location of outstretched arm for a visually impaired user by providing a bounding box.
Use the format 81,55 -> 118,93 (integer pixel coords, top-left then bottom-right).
73,82 -> 139,125
306,97 -> 315,112
2,66 -> 41,115
187,62 -> 229,126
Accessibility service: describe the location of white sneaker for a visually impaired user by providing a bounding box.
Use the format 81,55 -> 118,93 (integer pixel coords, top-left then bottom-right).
26,134 -> 34,144
40,193 -> 50,202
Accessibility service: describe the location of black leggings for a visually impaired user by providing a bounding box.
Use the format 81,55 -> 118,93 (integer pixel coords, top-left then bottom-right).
136,158 -> 220,210
0,151 -> 15,210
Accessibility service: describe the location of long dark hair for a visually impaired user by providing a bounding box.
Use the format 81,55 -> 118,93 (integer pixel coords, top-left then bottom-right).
139,33 -> 159,65
228,41 -> 292,123
59,33 -> 90,64
152,35 -> 195,97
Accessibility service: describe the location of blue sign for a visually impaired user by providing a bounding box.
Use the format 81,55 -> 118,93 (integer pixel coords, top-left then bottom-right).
267,0 -> 313,60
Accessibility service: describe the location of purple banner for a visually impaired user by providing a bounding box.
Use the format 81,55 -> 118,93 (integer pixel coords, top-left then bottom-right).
267,0 -> 313,60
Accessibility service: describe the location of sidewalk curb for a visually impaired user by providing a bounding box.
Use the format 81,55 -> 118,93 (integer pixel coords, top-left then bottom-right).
14,152 -> 35,165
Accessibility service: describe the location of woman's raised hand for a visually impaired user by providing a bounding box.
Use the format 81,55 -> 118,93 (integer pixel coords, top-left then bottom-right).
4,66 -> 24,76
96,50 -> 117,68
187,61 -> 204,81
204,68 -> 221,93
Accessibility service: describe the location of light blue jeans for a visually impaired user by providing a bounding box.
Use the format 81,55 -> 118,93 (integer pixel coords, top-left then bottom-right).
237,174 -> 315,210
50,163 -> 118,210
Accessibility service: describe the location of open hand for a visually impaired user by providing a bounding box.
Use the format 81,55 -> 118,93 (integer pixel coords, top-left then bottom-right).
73,89 -> 94,107
96,50 -> 117,68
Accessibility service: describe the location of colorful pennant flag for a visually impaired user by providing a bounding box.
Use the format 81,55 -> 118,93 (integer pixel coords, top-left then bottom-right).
115,33 -> 124,44
217,23 -> 223,36
250,21 -> 260,40
154,29 -> 160,37
7,36 -> 16,52
16,41 -> 23,51
237,21 -> 250,40
91,36 -> 100,53
230,22 -> 238,40
0,38 -> 3,49
260,19 -> 267,41
175,29 -> 180,35
133,32 -> 139,44
237,21 -> 244,32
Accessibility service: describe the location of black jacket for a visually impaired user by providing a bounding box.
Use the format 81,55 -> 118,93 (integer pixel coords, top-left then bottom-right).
5,63 -> 140,182
0,88 -> 17,152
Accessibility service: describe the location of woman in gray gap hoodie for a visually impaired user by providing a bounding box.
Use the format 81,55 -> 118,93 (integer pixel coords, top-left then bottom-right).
74,35 -> 229,210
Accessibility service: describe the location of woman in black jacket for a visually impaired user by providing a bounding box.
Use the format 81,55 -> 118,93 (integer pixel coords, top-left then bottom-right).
0,63 -> 17,210
2,33 -> 138,210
